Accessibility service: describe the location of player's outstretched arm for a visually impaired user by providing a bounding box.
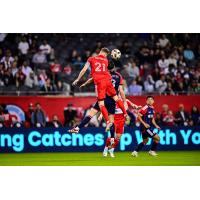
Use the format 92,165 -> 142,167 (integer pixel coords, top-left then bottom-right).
73,62 -> 90,86
126,99 -> 142,110
79,77 -> 94,88
152,118 -> 161,129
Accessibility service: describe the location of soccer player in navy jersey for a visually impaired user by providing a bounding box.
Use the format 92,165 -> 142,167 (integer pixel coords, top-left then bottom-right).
132,96 -> 161,157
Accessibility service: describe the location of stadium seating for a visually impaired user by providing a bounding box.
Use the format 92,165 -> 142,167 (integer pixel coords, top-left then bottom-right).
0,33 -> 199,95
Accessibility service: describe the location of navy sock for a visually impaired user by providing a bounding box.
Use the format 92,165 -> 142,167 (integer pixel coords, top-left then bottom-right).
135,142 -> 145,152
78,116 -> 92,128
110,124 -> 115,138
150,141 -> 159,151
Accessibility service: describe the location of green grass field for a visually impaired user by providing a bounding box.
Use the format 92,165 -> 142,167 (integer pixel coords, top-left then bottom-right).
0,151 -> 200,166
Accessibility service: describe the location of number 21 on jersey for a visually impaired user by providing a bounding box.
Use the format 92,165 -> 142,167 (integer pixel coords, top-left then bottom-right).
95,62 -> 106,72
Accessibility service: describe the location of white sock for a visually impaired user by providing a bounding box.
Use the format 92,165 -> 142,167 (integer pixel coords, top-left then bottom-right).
104,147 -> 108,151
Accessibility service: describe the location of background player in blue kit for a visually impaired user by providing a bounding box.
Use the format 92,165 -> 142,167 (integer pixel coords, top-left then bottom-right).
132,96 -> 161,157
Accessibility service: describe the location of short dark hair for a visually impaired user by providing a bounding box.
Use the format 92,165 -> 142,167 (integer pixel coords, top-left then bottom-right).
146,95 -> 154,100
101,47 -> 110,55
108,59 -> 115,70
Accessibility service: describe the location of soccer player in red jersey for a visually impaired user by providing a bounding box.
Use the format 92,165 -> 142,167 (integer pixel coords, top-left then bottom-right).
72,48 -> 127,131
103,99 -> 141,157
69,59 -> 127,134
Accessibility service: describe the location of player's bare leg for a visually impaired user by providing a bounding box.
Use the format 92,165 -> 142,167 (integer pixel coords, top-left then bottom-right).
68,108 -> 98,133
149,134 -> 160,156
132,138 -> 149,157
107,114 -> 114,132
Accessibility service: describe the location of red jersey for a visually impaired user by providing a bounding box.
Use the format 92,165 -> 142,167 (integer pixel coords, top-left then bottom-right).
87,54 -> 111,84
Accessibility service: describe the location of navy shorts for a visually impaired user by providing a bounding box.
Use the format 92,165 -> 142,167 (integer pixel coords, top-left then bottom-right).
141,127 -> 157,139
93,96 -> 116,115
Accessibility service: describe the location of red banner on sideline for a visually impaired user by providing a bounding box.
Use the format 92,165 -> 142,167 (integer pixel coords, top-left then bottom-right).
0,95 -> 200,123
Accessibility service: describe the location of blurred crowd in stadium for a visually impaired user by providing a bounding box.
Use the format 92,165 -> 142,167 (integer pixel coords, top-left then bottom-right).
0,33 -> 200,95
0,102 -> 199,128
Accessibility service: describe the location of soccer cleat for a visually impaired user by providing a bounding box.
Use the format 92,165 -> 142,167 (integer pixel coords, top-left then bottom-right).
105,121 -> 113,132
131,151 -> 138,157
109,148 -> 115,158
149,150 -> 158,156
68,126 -> 80,134
103,147 -> 108,157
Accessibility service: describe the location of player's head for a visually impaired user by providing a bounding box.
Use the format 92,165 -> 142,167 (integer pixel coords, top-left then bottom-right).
99,47 -> 110,57
146,96 -> 154,106
108,59 -> 115,71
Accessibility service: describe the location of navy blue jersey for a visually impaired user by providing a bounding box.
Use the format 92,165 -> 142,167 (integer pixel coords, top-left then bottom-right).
109,71 -> 123,95
139,105 -> 155,129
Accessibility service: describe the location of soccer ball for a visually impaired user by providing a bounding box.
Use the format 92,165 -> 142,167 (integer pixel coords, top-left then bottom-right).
111,49 -> 121,60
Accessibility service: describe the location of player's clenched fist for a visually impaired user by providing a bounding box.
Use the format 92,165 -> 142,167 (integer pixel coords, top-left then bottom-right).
155,125 -> 161,130
72,79 -> 79,86
79,83 -> 86,88
144,123 -> 150,129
